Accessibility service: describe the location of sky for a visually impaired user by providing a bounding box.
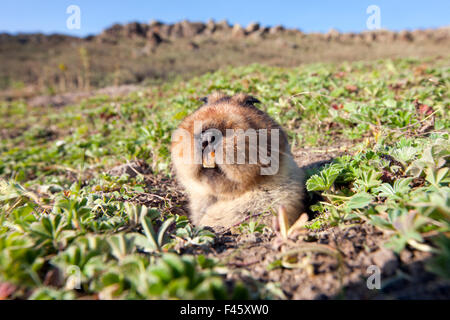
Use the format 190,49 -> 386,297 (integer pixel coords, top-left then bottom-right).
0,0 -> 449,37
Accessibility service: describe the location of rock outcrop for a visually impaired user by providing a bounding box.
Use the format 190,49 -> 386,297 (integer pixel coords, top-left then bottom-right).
7,19 -> 449,48
93,19 -> 450,45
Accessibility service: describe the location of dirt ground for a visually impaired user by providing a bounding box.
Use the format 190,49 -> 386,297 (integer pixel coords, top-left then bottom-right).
119,146 -> 450,300
209,223 -> 450,299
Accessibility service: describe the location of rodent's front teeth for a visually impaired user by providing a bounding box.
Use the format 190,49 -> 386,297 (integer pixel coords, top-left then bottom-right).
202,150 -> 216,168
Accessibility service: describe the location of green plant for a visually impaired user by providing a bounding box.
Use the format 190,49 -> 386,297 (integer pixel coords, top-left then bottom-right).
132,208 -> 175,253
239,218 -> 266,234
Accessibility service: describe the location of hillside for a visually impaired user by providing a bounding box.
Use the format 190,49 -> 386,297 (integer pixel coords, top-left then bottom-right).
1,20 -> 449,100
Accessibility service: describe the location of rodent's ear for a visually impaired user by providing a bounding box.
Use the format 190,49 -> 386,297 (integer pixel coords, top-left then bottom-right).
198,92 -> 228,105
245,96 -> 261,105
232,93 -> 261,106
198,96 -> 208,104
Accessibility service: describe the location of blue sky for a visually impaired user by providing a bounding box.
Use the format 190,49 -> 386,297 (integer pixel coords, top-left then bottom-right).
1,0 -> 449,36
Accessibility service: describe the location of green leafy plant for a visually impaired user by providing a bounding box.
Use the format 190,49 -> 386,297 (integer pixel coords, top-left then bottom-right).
306,166 -> 341,191
239,219 -> 267,234
175,223 -> 215,247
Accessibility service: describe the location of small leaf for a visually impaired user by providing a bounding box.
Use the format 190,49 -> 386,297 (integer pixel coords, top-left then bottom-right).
347,192 -> 373,209
157,217 -> 175,247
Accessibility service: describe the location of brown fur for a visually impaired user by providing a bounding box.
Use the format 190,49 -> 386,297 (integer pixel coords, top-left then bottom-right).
171,93 -> 305,229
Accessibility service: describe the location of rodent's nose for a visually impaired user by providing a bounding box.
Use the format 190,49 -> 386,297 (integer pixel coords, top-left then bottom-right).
201,131 -> 218,151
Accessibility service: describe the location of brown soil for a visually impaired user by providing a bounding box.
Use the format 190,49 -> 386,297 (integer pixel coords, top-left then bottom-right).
107,160 -> 189,217
205,223 -> 450,299
26,85 -> 142,108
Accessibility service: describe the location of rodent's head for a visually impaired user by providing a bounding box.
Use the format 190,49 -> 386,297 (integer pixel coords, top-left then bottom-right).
171,93 -> 289,197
